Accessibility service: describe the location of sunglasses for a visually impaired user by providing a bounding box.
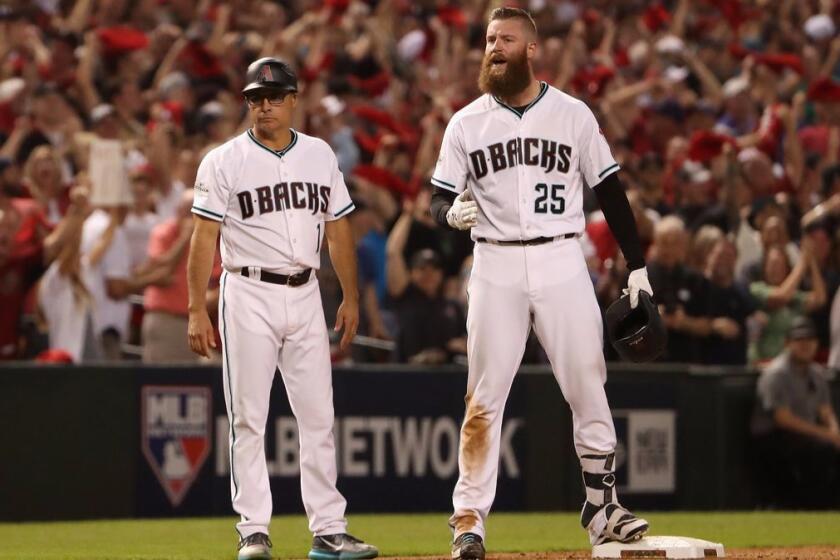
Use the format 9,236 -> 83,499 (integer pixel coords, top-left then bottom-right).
245,91 -> 292,107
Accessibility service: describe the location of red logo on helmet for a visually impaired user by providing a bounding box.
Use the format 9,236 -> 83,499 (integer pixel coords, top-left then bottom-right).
258,65 -> 273,83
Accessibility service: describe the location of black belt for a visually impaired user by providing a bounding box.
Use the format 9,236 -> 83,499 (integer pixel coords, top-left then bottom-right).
240,267 -> 311,286
475,233 -> 576,246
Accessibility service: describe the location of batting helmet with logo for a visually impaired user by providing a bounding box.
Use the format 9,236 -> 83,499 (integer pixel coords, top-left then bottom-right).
605,291 -> 666,363
242,57 -> 298,95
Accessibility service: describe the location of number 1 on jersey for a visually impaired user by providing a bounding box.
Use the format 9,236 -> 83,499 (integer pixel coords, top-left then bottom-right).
316,223 -> 321,252
534,183 -> 565,214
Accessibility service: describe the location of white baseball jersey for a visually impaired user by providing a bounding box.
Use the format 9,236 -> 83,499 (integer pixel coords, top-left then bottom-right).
197,126 -> 353,539
191,129 -> 355,272
432,82 -> 618,241
441,83 -> 627,543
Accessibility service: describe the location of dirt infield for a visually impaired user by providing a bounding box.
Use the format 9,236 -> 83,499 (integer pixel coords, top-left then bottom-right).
525,547 -> 840,559
388,547 -> 840,560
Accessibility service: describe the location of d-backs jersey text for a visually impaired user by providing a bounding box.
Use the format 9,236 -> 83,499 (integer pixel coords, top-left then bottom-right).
432,82 -> 618,241
192,129 -> 354,272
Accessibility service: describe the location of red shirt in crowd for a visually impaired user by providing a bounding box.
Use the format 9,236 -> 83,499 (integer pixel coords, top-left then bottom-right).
143,218 -> 221,317
0,199 -> 47,360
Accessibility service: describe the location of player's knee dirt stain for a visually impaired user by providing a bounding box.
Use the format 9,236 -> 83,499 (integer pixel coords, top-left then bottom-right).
452,510 -> 480,533
462,394 -> 490,473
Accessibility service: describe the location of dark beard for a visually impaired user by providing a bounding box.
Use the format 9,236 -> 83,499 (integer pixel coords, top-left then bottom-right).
478,49 -> 532,99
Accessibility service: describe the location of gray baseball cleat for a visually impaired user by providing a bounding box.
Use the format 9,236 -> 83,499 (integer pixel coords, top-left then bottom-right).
238,532 -> 272,560
451,532 -> 485,560
308,533 -> 379,560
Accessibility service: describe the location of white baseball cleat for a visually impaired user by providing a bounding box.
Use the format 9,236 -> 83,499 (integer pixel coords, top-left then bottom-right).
238,532 -> 272,560
585,503 -> 649,546
308,533 -> 378,560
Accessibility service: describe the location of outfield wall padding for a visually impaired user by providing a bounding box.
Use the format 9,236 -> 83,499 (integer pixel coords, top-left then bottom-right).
0,364 -> 836,521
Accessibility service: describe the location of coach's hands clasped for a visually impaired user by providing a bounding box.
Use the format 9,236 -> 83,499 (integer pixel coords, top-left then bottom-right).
446,190 -> 478,230
626,267 -> 653,309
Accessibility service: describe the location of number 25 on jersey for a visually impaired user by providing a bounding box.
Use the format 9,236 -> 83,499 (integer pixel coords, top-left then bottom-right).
534,183 -> 565,215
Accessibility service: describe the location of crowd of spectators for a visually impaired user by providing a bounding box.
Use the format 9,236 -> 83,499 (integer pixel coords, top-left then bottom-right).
1,0 -> 840,371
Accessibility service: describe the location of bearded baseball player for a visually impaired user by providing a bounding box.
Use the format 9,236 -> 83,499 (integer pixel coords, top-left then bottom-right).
429,9 -> 654,559
187,57 -> 378,560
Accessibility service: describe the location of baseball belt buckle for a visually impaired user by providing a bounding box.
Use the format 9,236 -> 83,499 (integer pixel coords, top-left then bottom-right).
287,269 -> 311,287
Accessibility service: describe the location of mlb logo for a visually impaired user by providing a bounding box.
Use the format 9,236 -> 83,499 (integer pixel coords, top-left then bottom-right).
141,386 -> 212,506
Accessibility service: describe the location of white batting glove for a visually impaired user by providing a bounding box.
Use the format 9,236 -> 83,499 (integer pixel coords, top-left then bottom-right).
446,190 -> 478,230
625,267 -> 654,309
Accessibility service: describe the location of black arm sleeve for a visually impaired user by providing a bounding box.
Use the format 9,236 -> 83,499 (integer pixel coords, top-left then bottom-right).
592,173 -> 645,271
430,187 -> 457,228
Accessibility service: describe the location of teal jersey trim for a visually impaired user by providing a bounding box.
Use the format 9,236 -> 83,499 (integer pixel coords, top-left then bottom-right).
492,81 -> 549,119
192,205 -> 224,221
247,128 -> 299,159
598,163 -> 620,179
431,177 -> 459,192
333,201 -> 355,218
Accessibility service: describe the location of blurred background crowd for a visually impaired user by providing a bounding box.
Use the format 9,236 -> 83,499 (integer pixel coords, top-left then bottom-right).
2,0 -> 840,370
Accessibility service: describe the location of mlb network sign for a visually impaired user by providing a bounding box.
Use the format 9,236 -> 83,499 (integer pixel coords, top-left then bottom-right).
142,386 -> 212,506
214,416 -> 524,480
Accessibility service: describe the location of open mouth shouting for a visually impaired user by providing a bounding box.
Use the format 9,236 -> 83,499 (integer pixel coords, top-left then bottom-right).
490,56 -> 507,71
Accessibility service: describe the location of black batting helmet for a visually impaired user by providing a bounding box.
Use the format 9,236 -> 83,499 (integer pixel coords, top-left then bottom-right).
242,57 -> 298,95
605,291 -> 666,363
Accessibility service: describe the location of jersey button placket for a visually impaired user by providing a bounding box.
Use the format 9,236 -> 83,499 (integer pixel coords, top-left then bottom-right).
517,118 -> 529,237
526,117 -> 538,236
279,159 -> 297,263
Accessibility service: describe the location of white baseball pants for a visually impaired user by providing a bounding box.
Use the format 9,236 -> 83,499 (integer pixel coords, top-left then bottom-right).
451,238 -> 617,539
219,271 -> 348,539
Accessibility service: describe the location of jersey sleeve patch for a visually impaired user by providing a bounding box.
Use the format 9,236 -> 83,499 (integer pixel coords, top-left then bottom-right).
192,205 -> 224,221
192,149 -> 231,220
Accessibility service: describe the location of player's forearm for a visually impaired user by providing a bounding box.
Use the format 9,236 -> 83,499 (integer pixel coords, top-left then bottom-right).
187,217 -> 220,313
592,174 -> 645,270
326,219 -> 359,302
430,187 -> 457,228
330,247 -> 359,302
